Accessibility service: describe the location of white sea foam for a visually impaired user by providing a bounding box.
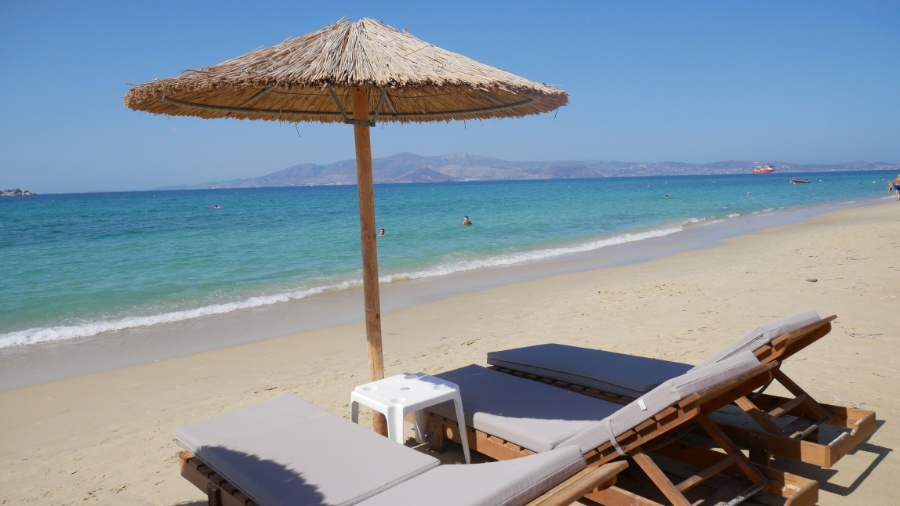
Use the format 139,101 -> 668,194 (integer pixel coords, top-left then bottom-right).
381,225 -> 684,283
0,224 -> 687,349
0,281 -> 360,349
14,211 -> 788,351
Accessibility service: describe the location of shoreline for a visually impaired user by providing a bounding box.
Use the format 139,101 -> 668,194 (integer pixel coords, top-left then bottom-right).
0,197 -> 887,391
0,200 -> 897,504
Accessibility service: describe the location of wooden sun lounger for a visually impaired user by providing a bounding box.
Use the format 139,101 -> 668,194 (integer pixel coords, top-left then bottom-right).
425,355 -> 818,506
489,313 -> 875,469
173,394 -> 629,506
178,451 -> 628,506
727,315 -> 876,467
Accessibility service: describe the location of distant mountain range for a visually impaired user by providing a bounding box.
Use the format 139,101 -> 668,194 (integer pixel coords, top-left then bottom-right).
157,153 -> 900,190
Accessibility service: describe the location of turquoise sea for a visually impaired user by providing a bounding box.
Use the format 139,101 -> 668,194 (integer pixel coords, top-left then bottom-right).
1,171 -> 894,350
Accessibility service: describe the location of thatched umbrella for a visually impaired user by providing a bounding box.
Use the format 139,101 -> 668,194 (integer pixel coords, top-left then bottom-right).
124,18 -> 568,435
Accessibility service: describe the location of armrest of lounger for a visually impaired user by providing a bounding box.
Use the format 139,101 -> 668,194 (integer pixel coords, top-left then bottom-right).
525,461 -> 628,506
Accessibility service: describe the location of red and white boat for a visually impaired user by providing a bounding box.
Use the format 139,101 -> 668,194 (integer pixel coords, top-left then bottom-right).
752,163 -> 776,174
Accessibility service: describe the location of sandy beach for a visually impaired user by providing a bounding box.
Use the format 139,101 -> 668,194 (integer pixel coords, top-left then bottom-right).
1,201 -> 897,505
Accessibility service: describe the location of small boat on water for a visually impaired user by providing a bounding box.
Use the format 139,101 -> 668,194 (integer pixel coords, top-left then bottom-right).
790,178 -> 811,184
753,163 -> 776,174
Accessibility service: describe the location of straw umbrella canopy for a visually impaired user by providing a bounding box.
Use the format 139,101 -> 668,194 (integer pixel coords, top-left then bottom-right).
124,18 -> 568,434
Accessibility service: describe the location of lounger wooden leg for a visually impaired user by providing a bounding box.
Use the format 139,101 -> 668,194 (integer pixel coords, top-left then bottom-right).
772,369 -> 834,422
426,413 -> 445,453
748,430 -> 774,466
735,395 -> 785,435
631,451 -> 691,506
696,415 -> 768,486
207,483 -> 222,506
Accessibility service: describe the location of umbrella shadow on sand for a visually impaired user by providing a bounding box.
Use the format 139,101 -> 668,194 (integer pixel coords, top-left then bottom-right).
182,446 -> 326,506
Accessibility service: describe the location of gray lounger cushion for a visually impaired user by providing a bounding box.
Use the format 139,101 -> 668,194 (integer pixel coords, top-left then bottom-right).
692,309 -> 820,368
358,445 -> 587,506
488,344 -> 692,398
433,365 -> 621,453
175,394 -> 439,506
433,351 -> 760,455
487,310 -> 819,397
565,350 -> 761,452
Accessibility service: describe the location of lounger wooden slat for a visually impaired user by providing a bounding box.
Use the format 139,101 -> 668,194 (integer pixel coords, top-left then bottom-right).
672,450 -> 742,492
587,483 -> 663,506
764,392 -> 813,420
181,452 -> 253,506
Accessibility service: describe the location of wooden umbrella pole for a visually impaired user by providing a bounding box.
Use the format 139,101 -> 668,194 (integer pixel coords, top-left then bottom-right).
351,87 -> 388,437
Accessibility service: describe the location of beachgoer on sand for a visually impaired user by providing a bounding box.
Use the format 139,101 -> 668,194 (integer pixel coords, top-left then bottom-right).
462,215 -> 472,226
894,174 -> 900,201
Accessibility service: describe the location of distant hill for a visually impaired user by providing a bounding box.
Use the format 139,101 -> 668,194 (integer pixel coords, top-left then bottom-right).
157,153 -> 900,190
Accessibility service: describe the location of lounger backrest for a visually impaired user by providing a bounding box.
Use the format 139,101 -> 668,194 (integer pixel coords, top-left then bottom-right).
358,445 -> 587,506
175,395 -> 439,506
691,310 -> 820,369
562,350 -> 761,453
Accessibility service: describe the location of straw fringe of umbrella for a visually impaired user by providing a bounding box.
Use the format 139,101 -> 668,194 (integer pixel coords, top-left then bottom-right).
123,18 -> 568,125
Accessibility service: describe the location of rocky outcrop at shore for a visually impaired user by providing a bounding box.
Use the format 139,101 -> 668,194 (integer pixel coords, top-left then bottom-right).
1,188 -> 35,196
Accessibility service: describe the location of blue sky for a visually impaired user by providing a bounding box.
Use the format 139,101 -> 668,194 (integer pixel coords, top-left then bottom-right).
2,1 -> 898,193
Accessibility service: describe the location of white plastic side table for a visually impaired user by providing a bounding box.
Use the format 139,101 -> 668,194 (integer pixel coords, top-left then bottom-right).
350,372 -> 471,464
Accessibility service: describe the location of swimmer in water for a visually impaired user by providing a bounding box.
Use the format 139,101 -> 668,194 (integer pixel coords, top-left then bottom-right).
462,215 -> 472,226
